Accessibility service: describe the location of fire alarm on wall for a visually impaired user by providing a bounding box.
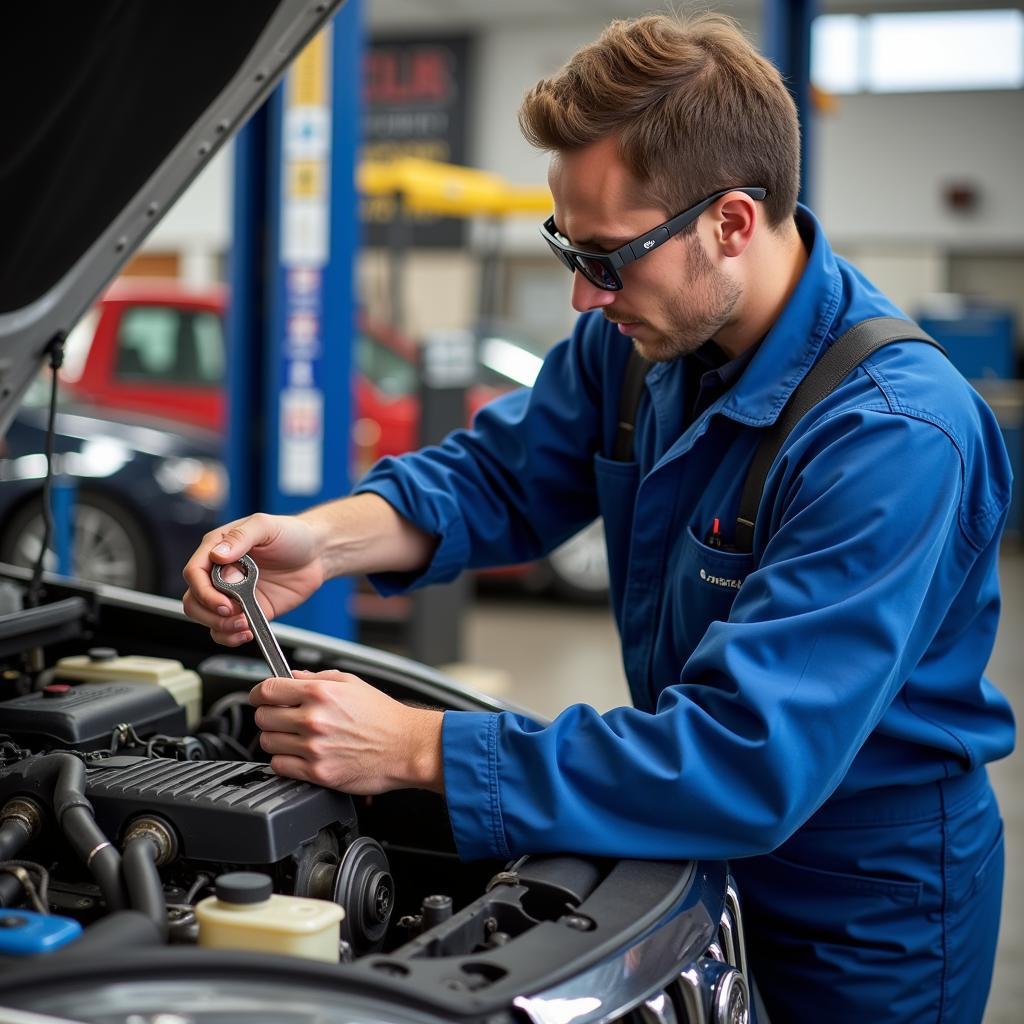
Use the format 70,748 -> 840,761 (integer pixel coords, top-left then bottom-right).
943,181 -> 980,213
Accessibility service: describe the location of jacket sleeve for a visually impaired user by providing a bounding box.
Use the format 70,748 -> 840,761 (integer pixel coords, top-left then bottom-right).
353,315 -> 613,595
442,407 -> 992,861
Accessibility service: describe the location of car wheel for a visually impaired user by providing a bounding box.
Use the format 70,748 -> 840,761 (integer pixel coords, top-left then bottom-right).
0,490 -> 158,592
543,519 -> 610,604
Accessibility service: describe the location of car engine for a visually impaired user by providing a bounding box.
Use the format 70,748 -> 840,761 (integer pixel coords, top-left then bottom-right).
0,645 -> 404,959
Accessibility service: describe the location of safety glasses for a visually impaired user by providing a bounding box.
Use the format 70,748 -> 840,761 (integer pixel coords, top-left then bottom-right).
540,187 -> 767,291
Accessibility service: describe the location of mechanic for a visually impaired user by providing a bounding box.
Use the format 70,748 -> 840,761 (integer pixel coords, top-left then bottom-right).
184,13 -> 1015,1022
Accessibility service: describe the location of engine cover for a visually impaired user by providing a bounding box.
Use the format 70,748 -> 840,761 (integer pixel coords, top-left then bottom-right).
0,756 -> 357,864
0,683 -> 186,751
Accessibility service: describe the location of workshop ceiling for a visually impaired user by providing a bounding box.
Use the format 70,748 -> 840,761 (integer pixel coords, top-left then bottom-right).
365,0 -> 1020,33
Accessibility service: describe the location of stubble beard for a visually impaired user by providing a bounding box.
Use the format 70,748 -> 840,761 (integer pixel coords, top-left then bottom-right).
634,235 -> 742,363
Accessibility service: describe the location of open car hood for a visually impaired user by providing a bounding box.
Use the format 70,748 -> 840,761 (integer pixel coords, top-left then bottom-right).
0,0 -> 345,436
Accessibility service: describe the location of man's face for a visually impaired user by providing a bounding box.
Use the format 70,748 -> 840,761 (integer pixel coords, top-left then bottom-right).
548,137 -> 741,362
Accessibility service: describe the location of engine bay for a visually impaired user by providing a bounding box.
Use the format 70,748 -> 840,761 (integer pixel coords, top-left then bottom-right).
0,571 -> 721,1023
0,575 -> 547,963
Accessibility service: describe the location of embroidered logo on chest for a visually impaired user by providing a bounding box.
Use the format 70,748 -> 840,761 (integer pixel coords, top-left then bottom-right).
699,567 -> 744,589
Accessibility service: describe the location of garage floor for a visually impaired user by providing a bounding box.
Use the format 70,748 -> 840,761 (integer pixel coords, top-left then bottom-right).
463,542 -> 1024,1023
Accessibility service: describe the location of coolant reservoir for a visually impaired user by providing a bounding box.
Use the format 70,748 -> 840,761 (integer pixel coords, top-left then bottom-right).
196,872 -> 343,963
54,649 -> 202,729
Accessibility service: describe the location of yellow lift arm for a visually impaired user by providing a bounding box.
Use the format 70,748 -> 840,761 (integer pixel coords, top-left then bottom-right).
358,157 -> 551,218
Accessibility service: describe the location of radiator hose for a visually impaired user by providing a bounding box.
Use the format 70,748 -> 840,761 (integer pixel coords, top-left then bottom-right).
49,752 -> 129,911
0,816 -> 32,861
122,834 -> 168,940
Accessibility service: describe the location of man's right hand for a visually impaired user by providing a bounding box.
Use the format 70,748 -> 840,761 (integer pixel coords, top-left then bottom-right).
182,513 -> 326,646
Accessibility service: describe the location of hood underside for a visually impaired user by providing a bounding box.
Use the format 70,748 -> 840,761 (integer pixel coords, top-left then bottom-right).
0,0 -> 345,435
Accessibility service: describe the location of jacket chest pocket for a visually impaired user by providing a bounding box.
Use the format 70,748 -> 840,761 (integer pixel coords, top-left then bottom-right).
672,526 -> 755,651
593,453 -> 640,626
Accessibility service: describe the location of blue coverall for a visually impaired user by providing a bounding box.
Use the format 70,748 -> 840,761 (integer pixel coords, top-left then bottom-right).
357,206 -> 1015,1021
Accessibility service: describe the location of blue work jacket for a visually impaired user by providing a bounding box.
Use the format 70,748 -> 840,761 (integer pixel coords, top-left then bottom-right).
357,206 -> 1015,862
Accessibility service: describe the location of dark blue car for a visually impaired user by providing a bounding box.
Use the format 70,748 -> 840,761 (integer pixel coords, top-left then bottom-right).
0,378 -> 224,598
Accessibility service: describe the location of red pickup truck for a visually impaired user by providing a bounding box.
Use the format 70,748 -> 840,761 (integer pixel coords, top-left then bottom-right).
61,279 -> 609,602
61,278 -> 435,475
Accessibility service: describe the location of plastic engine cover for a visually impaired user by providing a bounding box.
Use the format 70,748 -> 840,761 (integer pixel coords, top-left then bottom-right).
83,756 -> 357,863
0,683 -> 186,751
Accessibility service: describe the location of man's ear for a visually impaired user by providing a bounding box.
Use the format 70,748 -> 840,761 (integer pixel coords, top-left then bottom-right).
712,193 -> 758,258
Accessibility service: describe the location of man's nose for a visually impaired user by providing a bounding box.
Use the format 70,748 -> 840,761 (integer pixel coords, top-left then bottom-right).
571,272 -> 617,313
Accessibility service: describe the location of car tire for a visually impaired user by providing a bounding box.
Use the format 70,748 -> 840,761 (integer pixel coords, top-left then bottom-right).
0,490 -> 158,593
542,519 -> 610,605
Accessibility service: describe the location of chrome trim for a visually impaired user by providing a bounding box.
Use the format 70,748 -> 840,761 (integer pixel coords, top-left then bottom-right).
713,968 -> 749,1024
718,907 -> 737,970
637,991 -> 679,1024
722,879 -> 747,979
677,967 -> 708,1024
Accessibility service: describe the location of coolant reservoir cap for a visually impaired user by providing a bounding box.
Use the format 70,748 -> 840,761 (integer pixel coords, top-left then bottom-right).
216,872 -> 273,905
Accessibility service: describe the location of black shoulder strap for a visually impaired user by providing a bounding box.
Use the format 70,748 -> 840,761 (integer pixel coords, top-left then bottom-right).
612,348 -> 653,461
733,316 -> 945,553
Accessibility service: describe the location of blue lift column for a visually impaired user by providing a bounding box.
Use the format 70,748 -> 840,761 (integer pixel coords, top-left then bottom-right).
226,2 -> 363,639
763,0 -> 816,204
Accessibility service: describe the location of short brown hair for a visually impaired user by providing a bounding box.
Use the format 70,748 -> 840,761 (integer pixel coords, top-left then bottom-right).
518,12 -> 800,229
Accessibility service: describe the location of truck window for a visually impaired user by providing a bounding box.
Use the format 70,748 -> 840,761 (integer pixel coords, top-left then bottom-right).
115,305 -> 224,387
357,333 -> 415,397
192,311 -> 226,384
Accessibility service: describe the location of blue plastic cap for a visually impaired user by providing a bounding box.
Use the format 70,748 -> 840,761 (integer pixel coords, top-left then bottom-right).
0,910 -> 83,955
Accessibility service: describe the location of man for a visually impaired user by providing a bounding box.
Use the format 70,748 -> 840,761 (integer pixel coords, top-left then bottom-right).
184,13 -> 1014,1022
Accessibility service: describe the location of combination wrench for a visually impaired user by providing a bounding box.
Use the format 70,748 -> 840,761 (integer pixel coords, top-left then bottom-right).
211,554 -> 293,679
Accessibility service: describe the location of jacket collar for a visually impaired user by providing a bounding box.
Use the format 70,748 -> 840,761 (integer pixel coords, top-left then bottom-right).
648,204 -> 843,429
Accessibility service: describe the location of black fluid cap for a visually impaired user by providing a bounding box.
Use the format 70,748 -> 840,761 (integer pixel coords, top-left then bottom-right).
215,872 -> 273,905
88,647 -> 119,662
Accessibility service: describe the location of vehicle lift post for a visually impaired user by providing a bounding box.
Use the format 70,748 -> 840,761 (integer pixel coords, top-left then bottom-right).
383,194 -> 468,667
763,0 -> 816,204
226,3 -> 362,640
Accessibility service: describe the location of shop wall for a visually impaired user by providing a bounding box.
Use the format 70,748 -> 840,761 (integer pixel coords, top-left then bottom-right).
139,12 -> 1023,350
814,90 -> 1024,248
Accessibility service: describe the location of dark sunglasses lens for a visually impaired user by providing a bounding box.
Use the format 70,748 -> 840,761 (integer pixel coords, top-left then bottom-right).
545,238 -> 576,273
574,254 -> 619,290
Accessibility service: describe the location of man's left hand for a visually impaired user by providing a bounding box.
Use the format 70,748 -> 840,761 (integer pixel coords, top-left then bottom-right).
249,670 -> 444,796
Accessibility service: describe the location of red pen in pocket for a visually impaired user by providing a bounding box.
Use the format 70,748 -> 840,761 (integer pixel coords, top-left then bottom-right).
704,517 -> 723,548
